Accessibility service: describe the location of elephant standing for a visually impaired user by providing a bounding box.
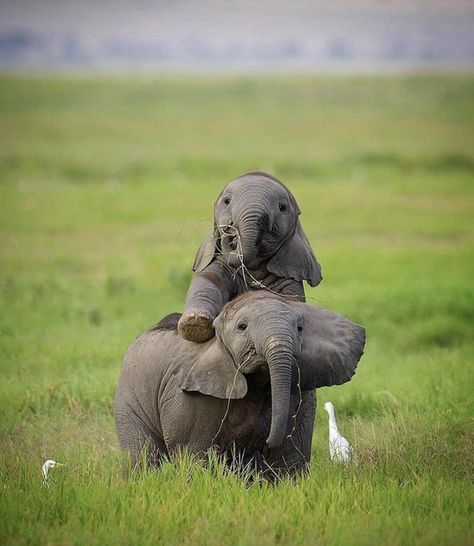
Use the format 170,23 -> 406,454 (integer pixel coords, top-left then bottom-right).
178,172 -> 322,343
114,292 -> 365,479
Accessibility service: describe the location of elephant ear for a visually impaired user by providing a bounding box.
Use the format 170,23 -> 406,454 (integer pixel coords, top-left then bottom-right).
296,303 -> 365,389
193,226 -> 220,272
266,221 -> 322,287
179,338 -> 248,399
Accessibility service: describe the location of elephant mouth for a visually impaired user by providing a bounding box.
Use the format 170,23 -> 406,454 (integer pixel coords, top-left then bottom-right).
224,236 -> 238,252
219,225 -> 244,263
222,246 -> 241,267
218,222 -> 264,269
239,348 -> 266,374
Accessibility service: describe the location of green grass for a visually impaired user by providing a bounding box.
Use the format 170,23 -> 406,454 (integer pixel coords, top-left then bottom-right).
0,73 -> 473,545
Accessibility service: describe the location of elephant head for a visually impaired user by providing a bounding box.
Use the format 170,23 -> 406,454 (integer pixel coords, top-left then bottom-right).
193,172 -> 322,286
180,292 -> 365,449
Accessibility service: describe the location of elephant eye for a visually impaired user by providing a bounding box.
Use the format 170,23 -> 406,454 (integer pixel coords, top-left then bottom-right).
279,201 -> 287,212
237,322 -> 247,331
223,196 -> 231,205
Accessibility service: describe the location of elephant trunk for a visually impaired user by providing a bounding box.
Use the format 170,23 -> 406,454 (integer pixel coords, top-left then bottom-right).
237,207 -> 270,265
264,336 -> 294,449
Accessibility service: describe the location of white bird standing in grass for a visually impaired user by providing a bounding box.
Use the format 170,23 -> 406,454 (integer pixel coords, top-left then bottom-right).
42,459 -> 64,488
323,402 -> 355,463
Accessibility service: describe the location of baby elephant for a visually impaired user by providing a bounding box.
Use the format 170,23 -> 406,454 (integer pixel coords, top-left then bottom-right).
114,292 -> 365,479
178,171 -> 322,343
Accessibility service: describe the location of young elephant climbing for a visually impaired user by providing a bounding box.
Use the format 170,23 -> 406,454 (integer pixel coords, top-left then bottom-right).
114,292 -> 365,479
178,171 -> 322,343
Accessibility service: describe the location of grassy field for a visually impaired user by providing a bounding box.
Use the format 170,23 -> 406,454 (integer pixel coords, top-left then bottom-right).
0,74 -> 473,545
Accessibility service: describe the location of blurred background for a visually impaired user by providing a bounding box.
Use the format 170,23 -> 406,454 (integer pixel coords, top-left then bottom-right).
1,2 -> 473,545
1,0 -> 473,73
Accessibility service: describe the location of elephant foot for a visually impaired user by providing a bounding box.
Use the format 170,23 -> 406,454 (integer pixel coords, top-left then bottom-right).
178,310 -> 215,343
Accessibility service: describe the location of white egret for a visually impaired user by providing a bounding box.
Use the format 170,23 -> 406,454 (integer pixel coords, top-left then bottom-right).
323,402 -> 356,463
42,459 -> 64,488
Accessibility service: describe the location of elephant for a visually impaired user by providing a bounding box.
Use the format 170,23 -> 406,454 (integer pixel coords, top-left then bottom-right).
114,291 -> 365,479
177,171 -> 322,343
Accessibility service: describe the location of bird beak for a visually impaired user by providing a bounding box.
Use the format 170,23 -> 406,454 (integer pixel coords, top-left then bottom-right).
55,463 -> 65,467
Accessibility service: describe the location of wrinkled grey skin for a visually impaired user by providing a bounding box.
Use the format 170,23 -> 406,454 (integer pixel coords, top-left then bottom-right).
177,172 -> 322,343
115,292 -> 365,479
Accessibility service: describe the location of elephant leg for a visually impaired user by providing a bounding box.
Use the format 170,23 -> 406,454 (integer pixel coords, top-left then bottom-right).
178,264 -> 234,343
115,407 -> 168,470
263,390 -> 316,479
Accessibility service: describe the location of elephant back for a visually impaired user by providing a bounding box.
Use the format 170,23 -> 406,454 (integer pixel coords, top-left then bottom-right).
147,313 -> 182,333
